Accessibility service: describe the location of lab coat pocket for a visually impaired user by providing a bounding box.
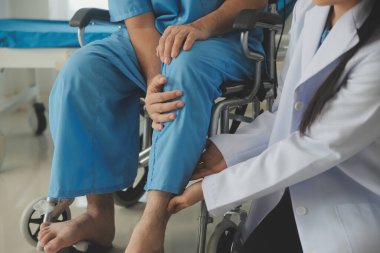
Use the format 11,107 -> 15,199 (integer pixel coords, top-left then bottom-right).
335,203 -> 380,253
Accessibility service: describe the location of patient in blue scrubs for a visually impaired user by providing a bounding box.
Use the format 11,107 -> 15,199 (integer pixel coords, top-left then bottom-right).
37,0 -> 267,252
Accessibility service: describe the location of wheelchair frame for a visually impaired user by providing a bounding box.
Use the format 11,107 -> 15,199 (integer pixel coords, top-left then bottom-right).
198,5 -> 283,253
21,3 -> 284,253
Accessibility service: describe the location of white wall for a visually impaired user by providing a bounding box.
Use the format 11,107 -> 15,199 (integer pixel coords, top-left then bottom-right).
49,0 -> 108,20
0,0 -> 107,106
0,0 -> 53,103
0,0 -> 10,18
9,0 -> 49,19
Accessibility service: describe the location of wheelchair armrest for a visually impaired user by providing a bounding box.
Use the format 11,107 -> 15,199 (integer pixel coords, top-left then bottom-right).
69,8 -> 110,28
233,9 -> 282,32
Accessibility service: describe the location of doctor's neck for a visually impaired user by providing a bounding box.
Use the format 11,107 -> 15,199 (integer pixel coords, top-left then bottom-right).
314,0 -> 361,26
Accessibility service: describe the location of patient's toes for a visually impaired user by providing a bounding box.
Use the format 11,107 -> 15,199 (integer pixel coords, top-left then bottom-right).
40,222 -> 51,230
39,232 -> 56,247
38,226 -> 50,240
44,238 -> 62,253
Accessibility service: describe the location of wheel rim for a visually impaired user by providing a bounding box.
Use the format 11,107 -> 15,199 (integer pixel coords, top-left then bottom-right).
27,209 -> 69,243
217,227 -> 236,253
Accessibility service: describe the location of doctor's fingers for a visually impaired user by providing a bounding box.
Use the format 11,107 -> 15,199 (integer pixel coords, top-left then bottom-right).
149,112 -> 177,124
191,168 -> 211,180
191,164 -> 219,180
192,157 -> 227,180
167,196 -> 187,214
146,90 -> 183,105
173,203 -> 188,214
167,197 -> 178,213
147,75 -> 166,93
152,121 -> 163,131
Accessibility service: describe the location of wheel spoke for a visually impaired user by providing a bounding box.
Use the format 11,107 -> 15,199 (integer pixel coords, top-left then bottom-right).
32,227 -> 40,240
29,217 -> 44,224
217,228 -> 236,253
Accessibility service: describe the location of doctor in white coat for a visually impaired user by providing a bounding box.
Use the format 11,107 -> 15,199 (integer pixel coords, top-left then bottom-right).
165,0 -> 380,252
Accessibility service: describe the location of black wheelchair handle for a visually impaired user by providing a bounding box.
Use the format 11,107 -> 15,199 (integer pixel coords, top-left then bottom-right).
233,9 -> 283,32
69,8 -> 110,28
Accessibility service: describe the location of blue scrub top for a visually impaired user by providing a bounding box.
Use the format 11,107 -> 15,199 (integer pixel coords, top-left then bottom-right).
108,0 -> 223,34
108,0 -> 264,56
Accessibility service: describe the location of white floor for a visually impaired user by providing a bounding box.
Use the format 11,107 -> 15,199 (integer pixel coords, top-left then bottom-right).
0,110 -> 225,253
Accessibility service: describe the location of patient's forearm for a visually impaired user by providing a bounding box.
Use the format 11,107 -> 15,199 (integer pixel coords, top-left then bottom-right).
125,12 -> 161,84
192,0 -> 267,37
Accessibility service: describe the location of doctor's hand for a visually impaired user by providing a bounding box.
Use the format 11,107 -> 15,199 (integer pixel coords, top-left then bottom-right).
168,182 -> 204,214
146,74 -> 185,131
157,23 -> 210,65
191,140 -> 227,180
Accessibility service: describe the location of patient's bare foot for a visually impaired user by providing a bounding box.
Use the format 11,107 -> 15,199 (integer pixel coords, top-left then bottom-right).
125,219 -> 166,253
38,194 -> 115,253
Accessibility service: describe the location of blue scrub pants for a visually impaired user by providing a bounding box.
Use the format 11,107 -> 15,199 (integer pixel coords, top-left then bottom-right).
48,28 -> 256,198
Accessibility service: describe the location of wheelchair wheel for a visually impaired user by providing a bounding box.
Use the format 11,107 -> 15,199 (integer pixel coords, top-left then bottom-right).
113,165 -> 148,207
28,102 -> 47,136
20,197 -> 71,247
0,131 -> 5,169
207,220 -> 238,253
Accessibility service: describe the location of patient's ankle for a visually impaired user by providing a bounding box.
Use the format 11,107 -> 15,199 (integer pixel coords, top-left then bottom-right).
142,190 -> 173,224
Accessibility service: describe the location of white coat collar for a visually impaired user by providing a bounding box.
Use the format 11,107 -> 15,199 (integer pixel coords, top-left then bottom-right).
297,0 -> 374,87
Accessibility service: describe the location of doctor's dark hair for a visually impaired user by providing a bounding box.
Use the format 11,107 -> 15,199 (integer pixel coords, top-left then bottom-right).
299,1 -> 380,135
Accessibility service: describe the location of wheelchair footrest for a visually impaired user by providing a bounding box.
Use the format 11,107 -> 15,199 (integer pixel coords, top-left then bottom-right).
58,241 -> 112,253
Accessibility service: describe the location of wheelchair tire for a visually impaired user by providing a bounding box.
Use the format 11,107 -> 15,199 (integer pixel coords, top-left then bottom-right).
28,102 -> 47,136
20,197 -> 71,247
207,220 -> 238,253
0,131 -> 5,169
113,165 -> 148,207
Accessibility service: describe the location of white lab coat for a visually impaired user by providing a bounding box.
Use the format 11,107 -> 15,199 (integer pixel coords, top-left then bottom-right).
203,0 -> 380,252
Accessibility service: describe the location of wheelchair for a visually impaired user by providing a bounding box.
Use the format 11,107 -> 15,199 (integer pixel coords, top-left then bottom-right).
20,1 -> 290,252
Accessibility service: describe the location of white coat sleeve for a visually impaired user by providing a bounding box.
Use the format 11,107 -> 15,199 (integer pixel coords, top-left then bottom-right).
203,46 -> 380,216
209,5 -> 300,167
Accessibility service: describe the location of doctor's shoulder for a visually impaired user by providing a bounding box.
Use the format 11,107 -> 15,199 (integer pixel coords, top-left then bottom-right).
289,0 -> 318,38
347,26 -> 380,75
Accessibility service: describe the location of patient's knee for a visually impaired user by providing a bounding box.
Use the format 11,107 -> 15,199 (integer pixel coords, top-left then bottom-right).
164,50 -> 199,78
163,49 -> 220,100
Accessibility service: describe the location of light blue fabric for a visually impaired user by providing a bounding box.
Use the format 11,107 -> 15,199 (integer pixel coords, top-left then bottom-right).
0,19 -> 119,48
109,0 -> 222,33
48,1 -> 263,198
109,0 -> 264,53
109,0 -> 153,23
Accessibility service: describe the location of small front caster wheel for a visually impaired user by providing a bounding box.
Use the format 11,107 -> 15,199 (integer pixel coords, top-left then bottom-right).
207,220 -> 238,253
28,103 -> 47,136
113,166 -> 148,207
20,197 -> 71,247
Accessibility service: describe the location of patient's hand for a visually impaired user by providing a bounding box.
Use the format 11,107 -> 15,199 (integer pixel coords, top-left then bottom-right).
168,182 -> 204,214
191,140 -> 227,180
157,23 -> 210,64
145,74 -> 185,130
